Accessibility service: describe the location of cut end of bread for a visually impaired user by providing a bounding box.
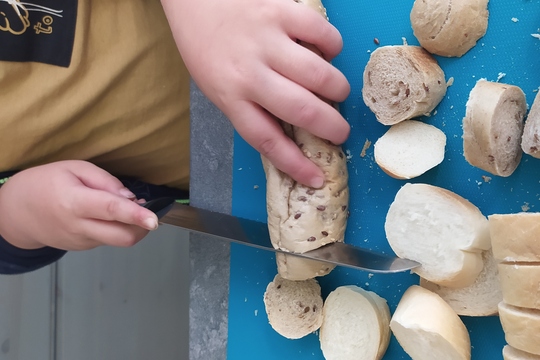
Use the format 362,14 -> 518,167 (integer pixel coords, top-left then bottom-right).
263,274 -> 323,339
374,120 -> 446,179
522,91 -> 540,158
276,252 -> 335,281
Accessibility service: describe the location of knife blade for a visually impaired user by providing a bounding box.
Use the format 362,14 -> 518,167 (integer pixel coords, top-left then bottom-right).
142,197 -> 420,274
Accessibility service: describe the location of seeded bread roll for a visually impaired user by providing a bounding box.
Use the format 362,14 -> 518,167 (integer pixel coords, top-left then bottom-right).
463,80 -> 526,177
499,302 -> 540,356
498,263 -> 540,310
362,45 -> 447,125
522,91 -> 540,158
262,0 -> 349,281
410,0 -> 489,57
503,345 -> 540,360
488,213 -> 540,262
263,274 -> 324,339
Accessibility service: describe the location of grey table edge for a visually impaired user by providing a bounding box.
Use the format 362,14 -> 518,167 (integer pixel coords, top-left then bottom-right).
189,80 -> 233,360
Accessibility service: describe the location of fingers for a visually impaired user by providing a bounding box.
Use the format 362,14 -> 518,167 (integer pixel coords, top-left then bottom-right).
230,101 -> 325,188
77,219 -> 149,248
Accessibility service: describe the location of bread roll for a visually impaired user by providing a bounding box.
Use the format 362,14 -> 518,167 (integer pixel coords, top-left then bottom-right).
385,183 -> 491,288
390,285 -> 471,360
263,274 -> 323,339
488,213 -> 540,262
463,80 -> 526,177
320,286 -> 390,360
498,263 -> 540,310
420,249 -> 502,316
362,45 -> 447,125
499,302 -> 540,356
522,91 -> 540,158
503,345 -> 540,360
262,0 -> 349,280
410,0 -> 489,57
374,119 -> 446,179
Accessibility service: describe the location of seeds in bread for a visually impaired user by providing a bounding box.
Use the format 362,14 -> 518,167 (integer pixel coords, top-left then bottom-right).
462,80 -> 526,177
319,286 -> 390,360
522,91 -> 540,158
263,274 -> 323,339
503,345 -> 540,360
362,45 -> 447,125
410,0 -> 489,57
390,285 -> 471,360
275,252 -> 335,281
374,119 -> 446,179
488,213 -> 540,262
498,263 -> 540,310
385,183 -> 491,288
498,302 -> 540,356
420,249 -> 502,316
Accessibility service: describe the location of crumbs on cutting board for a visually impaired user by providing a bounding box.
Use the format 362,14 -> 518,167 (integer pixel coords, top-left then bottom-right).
482,175 -> 492,183
360,139 -> 372,157
496,72 -> 506,82
511,17 -> 519,23
446,77 -> 455,87
522,203 -> 530,212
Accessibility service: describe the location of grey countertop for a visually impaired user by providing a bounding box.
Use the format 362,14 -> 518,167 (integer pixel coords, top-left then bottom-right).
188,81 -> 232,360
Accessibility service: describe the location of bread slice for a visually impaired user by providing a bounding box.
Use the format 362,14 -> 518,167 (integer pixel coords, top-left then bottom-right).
522,91 -> 540,158
498,263 -> 540,310
498,302 -> 540,355
362,45 -> 447,125
374,119 -> 446,179
390,285 -> 471,360
410,0 -> 489,57
275,253 -> 335,281
463,80 -> 526,177
263,274 -> 323,339
420,249 -> 502,316
503,345 -> 540,360
319,286 -> 390,360
385,183 -> 491,287
488,213 -> 540,262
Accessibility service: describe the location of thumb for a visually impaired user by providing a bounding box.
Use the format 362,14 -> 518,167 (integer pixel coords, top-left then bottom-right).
67,161 -> 136,199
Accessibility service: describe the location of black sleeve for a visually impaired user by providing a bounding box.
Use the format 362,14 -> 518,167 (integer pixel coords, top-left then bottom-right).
0,234 -> 67,275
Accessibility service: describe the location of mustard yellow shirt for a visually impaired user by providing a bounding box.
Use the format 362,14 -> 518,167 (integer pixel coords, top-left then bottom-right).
0,0 -> 190,189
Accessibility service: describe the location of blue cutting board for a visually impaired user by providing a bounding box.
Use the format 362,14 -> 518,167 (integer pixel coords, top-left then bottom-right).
228,0 -> 540,359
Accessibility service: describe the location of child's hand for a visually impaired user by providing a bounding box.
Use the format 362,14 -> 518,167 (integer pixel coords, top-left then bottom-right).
0,160 -> 158,251
162,0 -> 351,188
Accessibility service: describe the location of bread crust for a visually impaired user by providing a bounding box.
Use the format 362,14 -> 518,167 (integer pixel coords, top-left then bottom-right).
499,302 -> 540,356
362,45 -> 447,125
410,0 -> 489,57
498,263 -> 540,310
488,213 -> 540,262
503,345 -> 540,360
463,80 -> 526,177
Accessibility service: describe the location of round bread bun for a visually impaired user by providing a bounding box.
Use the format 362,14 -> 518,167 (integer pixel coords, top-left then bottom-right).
374,120 -> 446,179
263,274 -> 323,339
410,0 -> 489,57
362,45 -> 447,126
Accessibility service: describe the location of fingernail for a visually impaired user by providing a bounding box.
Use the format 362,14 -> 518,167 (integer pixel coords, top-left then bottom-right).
143,216 -> 159,231
120,188 -> 136,199
310,176 -> 325,189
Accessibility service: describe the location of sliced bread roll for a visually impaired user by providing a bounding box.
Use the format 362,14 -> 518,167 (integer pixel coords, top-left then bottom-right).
420,249 -> 502,316
521,91 -> 540,158
498,302 -> 540,356
488,213 -> 540,262
463,80 -> 526,177
503,345 -> 540,360
320,286 -> 390,360
374,119 -> 446,179
390,285 -> 471,360
263,274 -> 323,339
385,183 -> 491,288
410,0 -> 489,57
498,263 -> 540,310
275,252 -> 334,281
362,45 -> 447,125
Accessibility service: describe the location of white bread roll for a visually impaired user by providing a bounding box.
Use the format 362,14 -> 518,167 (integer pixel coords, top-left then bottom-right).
522,91 -> 540,158
374,119 -> 446,179
320,286 -> 390,360
463,80 -> 526,177
498,302 -> 540,355
503,345 -> 540,360
410,0 -> 489,57
390,285 -> 471,360
362,45 -> 447,125
488,213 -> 540,262
263,274 -> 323,339
420,249 -> 502,316
385,183 -> 491,288
262,0 -> 349,280
498,263 -> 540,310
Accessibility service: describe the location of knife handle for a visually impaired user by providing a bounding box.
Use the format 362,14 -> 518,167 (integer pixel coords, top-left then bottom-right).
141,197 -> 176,219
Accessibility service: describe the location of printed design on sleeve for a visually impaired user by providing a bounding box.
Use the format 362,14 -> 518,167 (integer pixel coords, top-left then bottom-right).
0,0 -> 78,67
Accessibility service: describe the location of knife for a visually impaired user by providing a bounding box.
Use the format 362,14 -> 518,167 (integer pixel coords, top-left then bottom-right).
142,197 -> 420,274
